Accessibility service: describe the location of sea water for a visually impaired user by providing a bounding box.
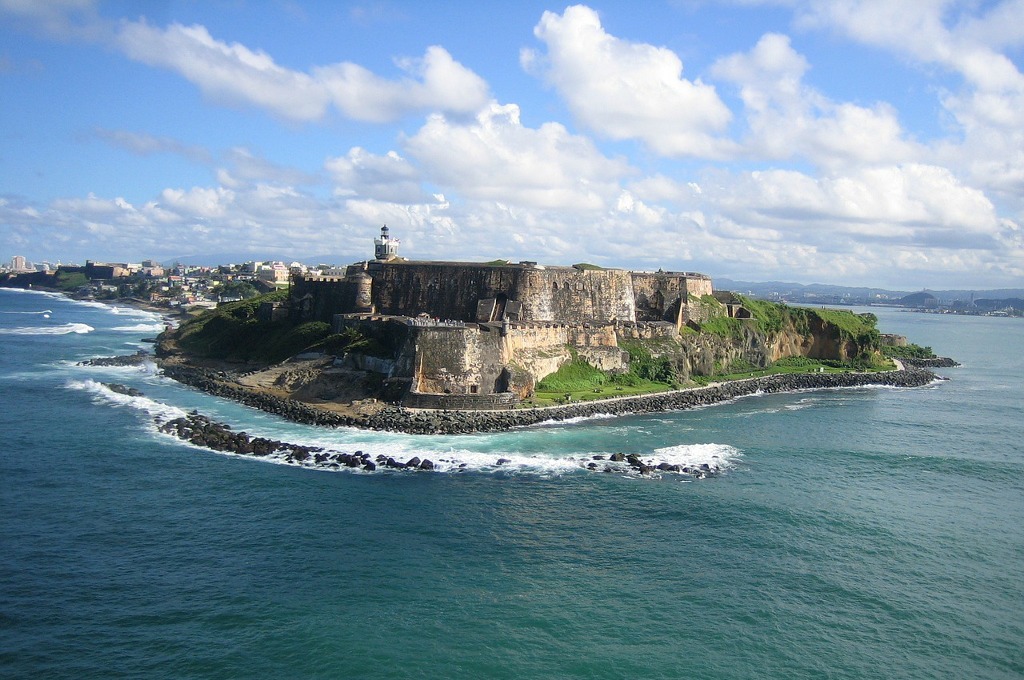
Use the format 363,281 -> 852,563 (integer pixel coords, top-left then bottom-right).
0,288 -> 1021,679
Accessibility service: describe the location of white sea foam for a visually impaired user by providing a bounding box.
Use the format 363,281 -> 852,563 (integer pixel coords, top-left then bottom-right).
0,309 -> 52,315
529,411 -> 622,427
0,322 -> 94,335
65,378 -> 188,422
649,443 -> 741,469
66,375 -> 742,479
110,322 -> 166,333
0,288 -> 64,299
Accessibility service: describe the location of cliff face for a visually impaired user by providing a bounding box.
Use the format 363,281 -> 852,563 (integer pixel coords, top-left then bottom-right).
642,309 -> 878,380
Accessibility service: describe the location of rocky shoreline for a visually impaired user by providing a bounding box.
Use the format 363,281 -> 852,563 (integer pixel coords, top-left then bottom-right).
159,361 -> 944,435
900,356 -> 961,368
94,383 -> 728,478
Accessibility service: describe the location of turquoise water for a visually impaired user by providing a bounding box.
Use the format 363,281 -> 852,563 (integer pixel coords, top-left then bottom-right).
1,288 -> 1022,678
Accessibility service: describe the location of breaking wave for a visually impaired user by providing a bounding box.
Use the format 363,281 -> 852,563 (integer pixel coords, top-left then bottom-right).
67,380 -> 742,479
0,323 -> 94,335
111,322 -> 166,333
65,379 -> 187,423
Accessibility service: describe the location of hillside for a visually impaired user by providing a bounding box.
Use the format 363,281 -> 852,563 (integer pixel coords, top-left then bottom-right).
158,291 -> 905,410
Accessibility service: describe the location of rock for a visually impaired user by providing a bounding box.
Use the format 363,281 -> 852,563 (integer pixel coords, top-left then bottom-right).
406,456 -> 421,469
363,461 -> 377,471
419,459 -> 435,470
103,383 -> 143,398
610,452 -> 625,462
496,458 -> 511,466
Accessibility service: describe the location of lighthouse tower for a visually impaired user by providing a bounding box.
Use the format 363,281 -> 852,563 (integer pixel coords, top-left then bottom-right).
373,225 -> 400,261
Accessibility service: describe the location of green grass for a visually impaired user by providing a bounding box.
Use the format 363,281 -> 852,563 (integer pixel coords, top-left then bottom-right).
172,290 -> 335,364
530,345 -> 680,405
530,380 -> 673,406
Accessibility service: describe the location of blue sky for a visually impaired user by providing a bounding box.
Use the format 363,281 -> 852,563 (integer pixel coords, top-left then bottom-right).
1,1 -> 1022,289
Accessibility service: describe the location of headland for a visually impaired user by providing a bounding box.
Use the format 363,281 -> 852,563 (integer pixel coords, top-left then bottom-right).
142,226 -> 952,433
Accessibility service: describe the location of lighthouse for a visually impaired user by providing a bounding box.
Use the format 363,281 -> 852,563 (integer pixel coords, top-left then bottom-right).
373,225 -> 400,261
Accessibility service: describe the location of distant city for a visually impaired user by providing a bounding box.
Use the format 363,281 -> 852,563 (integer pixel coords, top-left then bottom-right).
2,255 -> 1022,318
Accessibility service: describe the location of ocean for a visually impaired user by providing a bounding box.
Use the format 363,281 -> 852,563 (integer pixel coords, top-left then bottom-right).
1,287 -> 1021,679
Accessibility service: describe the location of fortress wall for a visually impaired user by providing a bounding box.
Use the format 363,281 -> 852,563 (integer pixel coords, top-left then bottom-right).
292,276 -> 356,323
514,268 -> 636,321
615,321 -> 681,340
684,275 -> 714,299
632,272 -> 714,325
500,321 -> 628,378
369,263 -> 524,320
412,325 -> 507,395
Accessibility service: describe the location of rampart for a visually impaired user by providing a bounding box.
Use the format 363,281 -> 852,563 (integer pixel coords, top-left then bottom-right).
298,257 -> 715,407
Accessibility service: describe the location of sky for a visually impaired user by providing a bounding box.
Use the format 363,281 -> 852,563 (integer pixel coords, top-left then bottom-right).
1,1 -> 1022,290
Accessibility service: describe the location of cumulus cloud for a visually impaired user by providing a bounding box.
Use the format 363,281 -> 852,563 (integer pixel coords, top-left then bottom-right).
701,163 -> 1007,249
711,33 -> 918,169
325,148 -> 430,204
315,46 -> 490,123
115,20 -> 488,122
792,0 -> 1024,201
522,5 -> 733,157
115,20 -> 330,121
403,101 -> 632,210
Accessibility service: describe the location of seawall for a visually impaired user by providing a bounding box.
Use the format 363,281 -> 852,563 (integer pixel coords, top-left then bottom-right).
160,363 -> 940,435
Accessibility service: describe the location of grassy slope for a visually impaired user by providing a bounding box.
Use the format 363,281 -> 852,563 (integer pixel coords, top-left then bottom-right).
171,291 -> 335,364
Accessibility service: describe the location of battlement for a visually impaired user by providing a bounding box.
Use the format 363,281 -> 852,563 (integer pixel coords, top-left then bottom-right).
292,227 -> 714,405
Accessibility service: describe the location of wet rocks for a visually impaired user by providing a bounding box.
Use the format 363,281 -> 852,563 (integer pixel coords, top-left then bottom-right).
79,351 -> 151,367
901,356 -> 960,368
103,383 -> 143,397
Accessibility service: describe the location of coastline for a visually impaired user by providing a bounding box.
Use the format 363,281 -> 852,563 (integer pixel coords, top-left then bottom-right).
158,360 -> 943,435
19,287 -> 947,435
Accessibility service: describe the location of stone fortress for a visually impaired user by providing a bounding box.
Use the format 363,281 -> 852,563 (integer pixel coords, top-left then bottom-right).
290,226 -> 717,409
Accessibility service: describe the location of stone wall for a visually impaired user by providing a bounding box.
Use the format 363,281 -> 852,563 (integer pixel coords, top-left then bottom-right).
292,276 -> 356,323
402,390 -> 518,410
411,325 -> 508,395
366,262 -> 525,321
320,262 -> 641,323
631,272 -> 713,325
513,267 -> 636,321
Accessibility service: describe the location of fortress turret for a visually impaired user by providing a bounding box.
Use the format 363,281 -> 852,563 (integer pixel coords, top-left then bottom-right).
374,225 -> 400,261
353,269 -> 374,313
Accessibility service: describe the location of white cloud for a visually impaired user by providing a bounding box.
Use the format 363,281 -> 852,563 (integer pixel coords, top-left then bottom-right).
791,0 -> 1024,203
703,163 -> 1007,249
325,148 -> 429,204
315,46 -> 490,123
402,101 -> 632,210
116,20 -> 330,121
711,33 -> 918,169
523,5 -> 733,157
115,20 -> 488,123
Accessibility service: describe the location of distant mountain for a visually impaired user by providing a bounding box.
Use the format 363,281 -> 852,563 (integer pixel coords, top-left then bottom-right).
714,278 -> 912,300
713,278 -> 1024,304
899,291 -> 938,307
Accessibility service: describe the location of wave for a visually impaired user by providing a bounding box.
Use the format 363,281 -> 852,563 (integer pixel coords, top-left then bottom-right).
67,380 -> 742,479
65,379 -> 188,423
0,323 -> 94,335
0,309 -> 52,316
110,322 -> 166,333
0,288 -> 65,299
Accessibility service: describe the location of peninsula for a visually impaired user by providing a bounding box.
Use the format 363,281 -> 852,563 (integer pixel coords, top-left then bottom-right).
153,227 -> 947,433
